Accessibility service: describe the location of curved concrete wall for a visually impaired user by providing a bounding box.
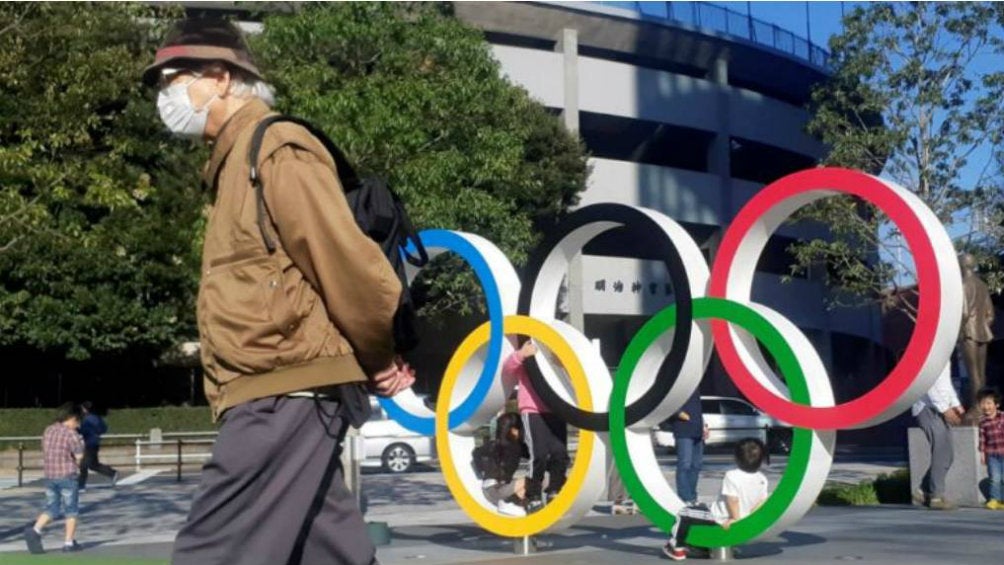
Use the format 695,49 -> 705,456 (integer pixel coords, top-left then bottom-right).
493,45 -> 824,159
472,2 -> 880,345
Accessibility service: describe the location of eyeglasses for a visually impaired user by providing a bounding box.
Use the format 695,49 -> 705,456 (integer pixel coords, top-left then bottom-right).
158,67 -> 200,89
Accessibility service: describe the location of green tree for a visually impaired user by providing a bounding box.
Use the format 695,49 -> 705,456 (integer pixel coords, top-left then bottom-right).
795,2 -> 1004,318
0,3 -> 205,360
252,2 -> 589,316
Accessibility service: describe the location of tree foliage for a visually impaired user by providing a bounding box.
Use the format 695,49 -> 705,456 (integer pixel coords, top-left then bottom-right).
252,2 -> 589,316
0,3 -> 205,360
797,2 -> 1004,318
0,2 -> 588,368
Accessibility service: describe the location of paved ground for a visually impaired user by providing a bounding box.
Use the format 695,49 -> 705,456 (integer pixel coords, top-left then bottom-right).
0,455 -> 1001,564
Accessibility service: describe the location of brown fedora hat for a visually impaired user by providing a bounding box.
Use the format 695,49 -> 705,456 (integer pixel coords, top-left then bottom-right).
143,18 -> 263,86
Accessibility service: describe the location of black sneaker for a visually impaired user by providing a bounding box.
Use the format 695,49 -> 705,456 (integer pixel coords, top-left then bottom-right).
526,500 -> 545,514
62,540 -> 82,552
23,527 -> 43,554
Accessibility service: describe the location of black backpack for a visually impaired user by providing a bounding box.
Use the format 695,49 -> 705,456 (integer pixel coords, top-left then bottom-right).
247,115 -> 428,353
471,440 -> 497,481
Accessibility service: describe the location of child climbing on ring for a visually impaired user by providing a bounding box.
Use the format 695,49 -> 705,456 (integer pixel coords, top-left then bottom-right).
662,437 -> 769,561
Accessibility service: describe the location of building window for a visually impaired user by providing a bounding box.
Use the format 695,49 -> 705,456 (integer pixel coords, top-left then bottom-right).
580,111 -> 713,172
730,136 -> 817,184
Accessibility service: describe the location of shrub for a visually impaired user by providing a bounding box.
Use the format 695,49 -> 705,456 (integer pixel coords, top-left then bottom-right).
0,406 -> 214,447
873,468 -> 911,503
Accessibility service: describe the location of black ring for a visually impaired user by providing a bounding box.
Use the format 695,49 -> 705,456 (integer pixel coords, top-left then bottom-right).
516,203 -> 694,432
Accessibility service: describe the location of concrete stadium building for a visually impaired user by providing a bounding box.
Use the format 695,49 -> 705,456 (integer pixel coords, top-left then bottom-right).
453,1 -> 885,402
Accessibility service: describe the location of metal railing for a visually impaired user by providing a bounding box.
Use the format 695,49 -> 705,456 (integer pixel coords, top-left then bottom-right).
597,1 -> 831,69
1,431 -> 218,487
133,437 -> 216,480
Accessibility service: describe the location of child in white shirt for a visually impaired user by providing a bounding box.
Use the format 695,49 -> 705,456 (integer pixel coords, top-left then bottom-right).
662,438 -> 769,561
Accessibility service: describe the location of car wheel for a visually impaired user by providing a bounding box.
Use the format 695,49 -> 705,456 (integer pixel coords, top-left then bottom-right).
381,443 -> 416,473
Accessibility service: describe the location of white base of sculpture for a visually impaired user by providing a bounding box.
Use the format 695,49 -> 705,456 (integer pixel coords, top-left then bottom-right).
908,426 -> 988,507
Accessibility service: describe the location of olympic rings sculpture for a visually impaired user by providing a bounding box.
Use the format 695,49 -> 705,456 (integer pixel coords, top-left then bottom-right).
377,167 -> 963,546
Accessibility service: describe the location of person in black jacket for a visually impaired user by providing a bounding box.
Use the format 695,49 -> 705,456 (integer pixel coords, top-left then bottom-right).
671,391 -> 709,505
481,413 -> 528,515
77,402 -> 118,490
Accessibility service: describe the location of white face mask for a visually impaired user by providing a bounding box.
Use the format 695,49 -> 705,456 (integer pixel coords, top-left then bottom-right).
157,77 -> 216,140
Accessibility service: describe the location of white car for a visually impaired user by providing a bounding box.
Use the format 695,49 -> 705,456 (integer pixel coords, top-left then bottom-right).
652,396 -> 790,453
358,400 -> 435,473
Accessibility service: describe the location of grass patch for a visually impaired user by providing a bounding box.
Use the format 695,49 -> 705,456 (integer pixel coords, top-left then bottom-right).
816,468 -> 911,506
817,480 -> 880,506
0,407 -> 215,444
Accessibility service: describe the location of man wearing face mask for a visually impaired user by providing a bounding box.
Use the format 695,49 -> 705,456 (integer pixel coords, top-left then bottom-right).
143,19 -> 413,565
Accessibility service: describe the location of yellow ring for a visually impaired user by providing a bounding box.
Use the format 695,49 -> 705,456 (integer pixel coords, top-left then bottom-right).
436,315 -> 595,537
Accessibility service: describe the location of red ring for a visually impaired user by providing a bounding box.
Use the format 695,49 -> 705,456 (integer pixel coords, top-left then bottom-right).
709,168 -> 941,429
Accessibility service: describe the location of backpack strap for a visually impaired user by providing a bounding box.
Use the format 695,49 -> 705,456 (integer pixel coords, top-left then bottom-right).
247,115 -> 429,268
247,115 -> 360,254
396,197 -> 429,267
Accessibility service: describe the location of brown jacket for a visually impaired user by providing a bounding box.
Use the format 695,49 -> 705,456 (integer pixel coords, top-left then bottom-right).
197,99 -> 402,419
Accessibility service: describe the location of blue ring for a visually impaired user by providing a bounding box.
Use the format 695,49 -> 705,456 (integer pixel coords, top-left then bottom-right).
378,229 -> 505,434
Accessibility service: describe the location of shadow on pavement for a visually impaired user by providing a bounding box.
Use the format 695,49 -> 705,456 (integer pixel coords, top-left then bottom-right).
387,517 -> 827,560
0,523 -> 31,544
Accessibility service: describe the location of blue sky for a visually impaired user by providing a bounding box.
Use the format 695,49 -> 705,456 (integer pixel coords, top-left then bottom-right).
609,2 -> 1001,277
727,1 -> 854,49
709,1 -> 999,194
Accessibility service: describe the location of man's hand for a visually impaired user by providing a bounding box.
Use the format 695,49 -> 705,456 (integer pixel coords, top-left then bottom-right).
519,341 -> 538,358
943,408 -> 962,426
703,423 -> 710,441
370,357 -> 416,398
677,411 -> 691,422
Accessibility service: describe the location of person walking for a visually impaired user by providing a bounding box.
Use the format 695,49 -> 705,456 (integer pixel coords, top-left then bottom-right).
24,403 -> 86,554
912,365 -> 964,510
144,18 -> 413,565
77,401 -> 118,490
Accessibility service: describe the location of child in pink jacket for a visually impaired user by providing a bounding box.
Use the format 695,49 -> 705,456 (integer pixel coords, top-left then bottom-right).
503,340 -> 569,512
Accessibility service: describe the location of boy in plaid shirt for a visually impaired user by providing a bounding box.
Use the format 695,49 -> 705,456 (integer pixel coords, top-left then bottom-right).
977,388 -> 1004,510
23,403 -> 85,554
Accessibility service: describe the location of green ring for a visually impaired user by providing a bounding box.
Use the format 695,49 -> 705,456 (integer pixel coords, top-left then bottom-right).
609,297 -> 814,547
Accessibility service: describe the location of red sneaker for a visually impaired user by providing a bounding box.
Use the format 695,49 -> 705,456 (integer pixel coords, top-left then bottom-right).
662,542 -> 687,561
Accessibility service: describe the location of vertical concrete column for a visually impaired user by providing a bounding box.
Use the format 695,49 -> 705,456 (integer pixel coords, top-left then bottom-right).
559,28 -> 580,133
558,27 -> 586,331
707,55 -> 732,227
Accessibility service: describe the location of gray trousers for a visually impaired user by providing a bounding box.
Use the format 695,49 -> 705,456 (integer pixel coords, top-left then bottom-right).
606,455 -> 627,502
172,397 -> 377,565
917,406 -> 954,499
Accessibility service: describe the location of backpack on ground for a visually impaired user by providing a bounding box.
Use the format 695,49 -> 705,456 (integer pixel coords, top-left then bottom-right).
247,115 -> 428,353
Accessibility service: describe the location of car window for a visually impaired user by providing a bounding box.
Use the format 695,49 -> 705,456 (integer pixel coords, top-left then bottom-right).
720,400 -> 756,416
701,400 -> 720,415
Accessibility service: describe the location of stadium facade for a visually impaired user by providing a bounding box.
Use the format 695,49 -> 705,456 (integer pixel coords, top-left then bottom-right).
453,1 -> 885,401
